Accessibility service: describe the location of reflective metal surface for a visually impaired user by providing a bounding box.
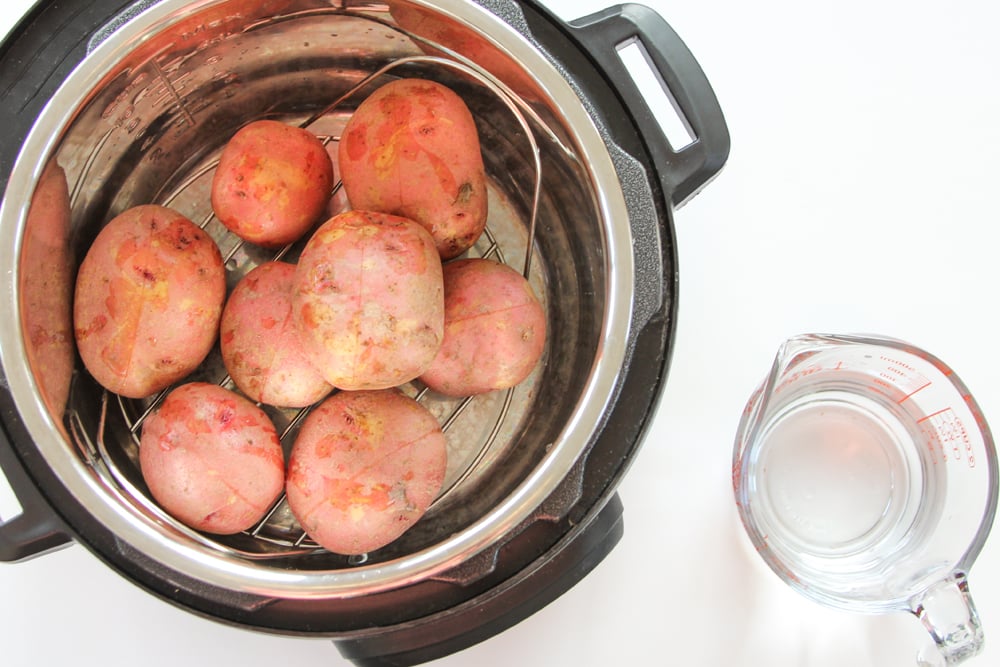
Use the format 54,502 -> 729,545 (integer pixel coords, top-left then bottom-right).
0,0 -> 635,598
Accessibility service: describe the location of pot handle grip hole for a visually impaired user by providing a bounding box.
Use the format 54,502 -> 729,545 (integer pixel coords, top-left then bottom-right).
569,3 -> 730,208
0,425 -> 72,562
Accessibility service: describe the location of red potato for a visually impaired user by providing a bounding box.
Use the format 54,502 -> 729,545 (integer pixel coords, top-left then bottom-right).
211,120 -> 334,247
285,389 -> 447,555
139,382 -> 285,535
221,261 -> 333,408
20,161 -> 75,416
73,205 -> 226,399
293,210 -> 444,390
420,258 -> 546,397
339,78 -> 488,259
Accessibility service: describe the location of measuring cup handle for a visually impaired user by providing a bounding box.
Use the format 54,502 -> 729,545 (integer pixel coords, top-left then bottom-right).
910,573 -> 985,666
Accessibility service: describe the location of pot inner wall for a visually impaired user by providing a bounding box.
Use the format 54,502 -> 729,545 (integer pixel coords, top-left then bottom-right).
4,0 -> 632,594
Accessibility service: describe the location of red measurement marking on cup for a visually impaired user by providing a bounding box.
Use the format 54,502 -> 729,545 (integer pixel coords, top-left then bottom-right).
897,381 -> 932,404
877,355 -> 934,402
916,408 -> 951,424
917,407 -> 976,468
880,355 -> 917,373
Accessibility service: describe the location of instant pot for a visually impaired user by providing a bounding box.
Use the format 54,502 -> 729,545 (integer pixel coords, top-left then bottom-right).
0,1 -> 728,664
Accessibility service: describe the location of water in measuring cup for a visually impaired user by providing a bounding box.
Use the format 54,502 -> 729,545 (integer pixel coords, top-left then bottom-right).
735,334 -> 997,664
745,386 -> 945,607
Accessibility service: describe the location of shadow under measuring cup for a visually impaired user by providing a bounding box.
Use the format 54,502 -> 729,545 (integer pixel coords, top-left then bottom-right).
732,333 -> 998,666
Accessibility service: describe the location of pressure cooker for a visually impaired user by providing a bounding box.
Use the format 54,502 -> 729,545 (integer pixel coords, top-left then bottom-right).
0,1 -> 728,664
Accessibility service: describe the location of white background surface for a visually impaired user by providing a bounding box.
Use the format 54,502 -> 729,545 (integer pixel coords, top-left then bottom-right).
1,0 -> 998,665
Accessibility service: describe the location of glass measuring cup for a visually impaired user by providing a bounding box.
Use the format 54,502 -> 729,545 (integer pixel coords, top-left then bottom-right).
733,334 -> 998,665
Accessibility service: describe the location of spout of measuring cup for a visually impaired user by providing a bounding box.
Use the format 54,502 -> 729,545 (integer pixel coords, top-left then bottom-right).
910,573 -> 985,666
733,335 -> 818,449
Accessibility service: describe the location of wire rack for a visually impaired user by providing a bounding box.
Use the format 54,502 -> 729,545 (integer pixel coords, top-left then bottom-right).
65,7 -> 562,563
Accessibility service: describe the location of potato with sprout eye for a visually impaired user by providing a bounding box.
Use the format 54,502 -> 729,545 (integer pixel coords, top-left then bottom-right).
338,78 -> 488,259
285,389 -> 447,555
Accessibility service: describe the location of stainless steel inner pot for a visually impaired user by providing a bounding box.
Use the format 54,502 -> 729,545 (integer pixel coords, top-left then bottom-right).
0,0 -> 641,598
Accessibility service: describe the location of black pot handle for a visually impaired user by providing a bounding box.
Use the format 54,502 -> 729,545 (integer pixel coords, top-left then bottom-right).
568,3 -> 730,208
0,422 -> 72,562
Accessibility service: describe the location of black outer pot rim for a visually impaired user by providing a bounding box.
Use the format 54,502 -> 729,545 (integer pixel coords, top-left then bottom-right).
0,0 -> 727,645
